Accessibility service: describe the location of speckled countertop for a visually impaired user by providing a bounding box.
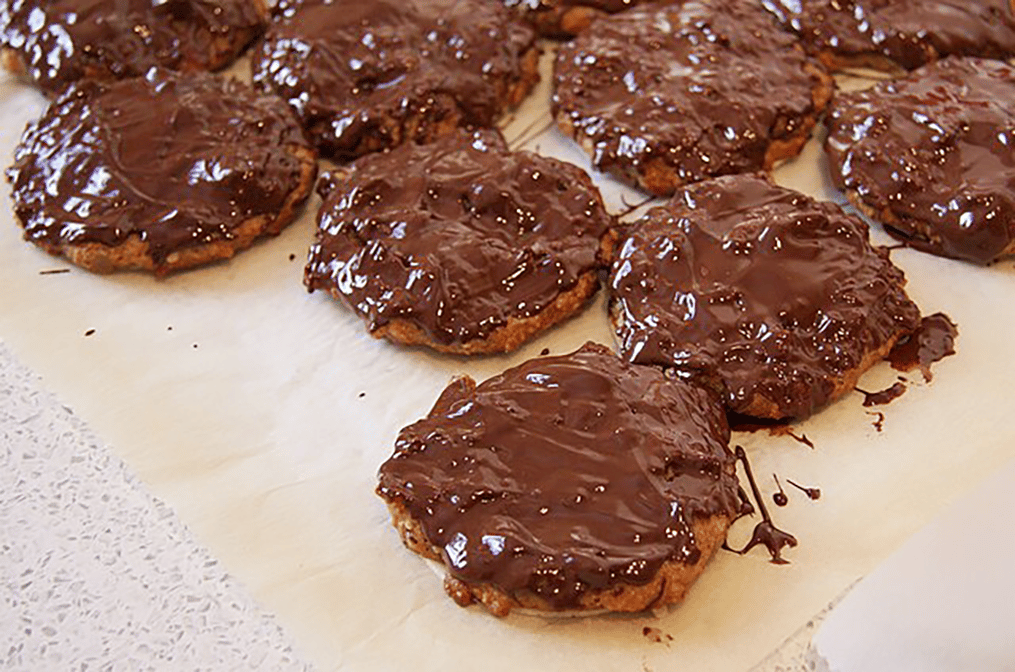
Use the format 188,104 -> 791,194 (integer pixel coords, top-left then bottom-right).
0,341 -> 314,671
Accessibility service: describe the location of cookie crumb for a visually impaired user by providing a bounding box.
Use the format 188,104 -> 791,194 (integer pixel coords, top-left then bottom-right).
84,329 -> 95,337
359,392 -> 366,398
289,253 -> 296,261
192,343 -> 199,349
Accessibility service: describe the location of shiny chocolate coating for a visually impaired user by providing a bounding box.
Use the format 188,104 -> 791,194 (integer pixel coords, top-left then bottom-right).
305,129 -> 612,349
7,68 -> 313,266
610,174 -> 921,419
826,57 -> 1015,264
501,0 -> 643,36
0,0 -> 265,95
377,342 -> 746,610
552,0 -> 826,193
762,0 -> 1015,71
251,0 -> 536,161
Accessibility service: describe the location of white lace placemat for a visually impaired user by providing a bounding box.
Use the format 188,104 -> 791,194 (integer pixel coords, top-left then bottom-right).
0,341 -> 315,671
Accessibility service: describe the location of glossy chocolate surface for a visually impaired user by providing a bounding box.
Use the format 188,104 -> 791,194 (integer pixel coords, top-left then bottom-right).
610,174 -> 921,419
252,0 -> 536,160
553,0 -> 826,192
377,343 -> 747,610
762,0 -> 1015,70
305,129 -> 612,348
0,0 -> 264,94
827,57 -> 1015,264
7,69 -> 312,266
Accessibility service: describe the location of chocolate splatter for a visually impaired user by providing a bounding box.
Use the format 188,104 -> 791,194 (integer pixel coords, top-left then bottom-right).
729,446 -> 798,564
867,411 -> 886,432
83,329 -> 95,337
888,313 -> 958,381
786,479 -> 820,501
642,626 -> 673,645
39,268 -> 70,275
772,474 -> 788,507
857,382 -> 907,406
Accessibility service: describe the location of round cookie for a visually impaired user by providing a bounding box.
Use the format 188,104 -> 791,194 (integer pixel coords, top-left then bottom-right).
552,0 -> 833,197
6,68 -> 317,275
251,0 -> 539,162
376,342 -> 749,617
826,57 -> 1015,265
502,0 -> 646,38
304,129 -> 615,355
0,0 -> 266,95
762,0 -> 1015,73
609,174 -> 922,420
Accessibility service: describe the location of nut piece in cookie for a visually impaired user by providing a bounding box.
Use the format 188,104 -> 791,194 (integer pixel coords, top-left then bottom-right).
252,0 -> 539,161
552,0 -> 832,197
377,342 -> 749,617
502,0 -> 647,38
6,68 -> 317,276
609,174 -> 922,420
761,0 -> 1015,73
305,129 -> 615,355
826,57 -> 1015,265
0,0 -> 267,95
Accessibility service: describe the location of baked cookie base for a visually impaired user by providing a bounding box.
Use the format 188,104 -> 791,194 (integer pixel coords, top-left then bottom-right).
382,497 -> 735,617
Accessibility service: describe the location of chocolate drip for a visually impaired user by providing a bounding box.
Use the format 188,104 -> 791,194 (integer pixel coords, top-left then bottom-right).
305,129 -> 612,348
377,343 -> 748,610
729,446 -> 797,565
7,69 -> 312,267
888,313 -> 959,381
763,0 -> 1015,71
0,0 -> 264,95
786,479 -> 821,501
826,57 -> 1015,264
553,0 -> 827,193
857,382 -> 908,407
252,0 -> 536,160
772,475 -> 788,507
610,174 -> 921,419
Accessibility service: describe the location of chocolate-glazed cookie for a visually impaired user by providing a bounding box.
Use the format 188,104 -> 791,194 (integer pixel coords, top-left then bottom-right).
251,0 -> 539,162
377,342 -> 749,616
762,0 -> 1015,72
0,0 -> 266,95
610,174 -> 922,420
552,0 -> 832,197
826,57 -> 1015,264
305,129 -> 614,355
7,68 -> 317,275
502,0 -> 644,38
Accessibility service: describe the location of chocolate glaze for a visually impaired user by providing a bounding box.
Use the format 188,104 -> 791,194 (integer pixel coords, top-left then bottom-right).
552,0 -> 827,193
7,69 -> 312,266
888,313 -> 958,381
377,343 -> 749,611
252,0 -> 536,161
0,0 -> 264,95
762,0 -> 1015,71
858,382 -> 908,406
729,446 -> 797,565
826,57 -> 1015,264
305,129 -> 612,348
868,410 -> 886,432
610,174 -> 922,419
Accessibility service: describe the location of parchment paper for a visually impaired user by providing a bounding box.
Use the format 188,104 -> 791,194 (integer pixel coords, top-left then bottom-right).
2,52 -> 1013,672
